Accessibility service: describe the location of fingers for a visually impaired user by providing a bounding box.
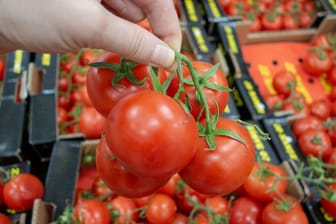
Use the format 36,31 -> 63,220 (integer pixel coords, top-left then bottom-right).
102,0 -> 145,22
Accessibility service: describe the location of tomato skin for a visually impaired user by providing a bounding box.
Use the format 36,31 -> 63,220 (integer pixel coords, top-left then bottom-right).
3,173 -> 44,212
58,95 -> 70,111
176,184 -> 207,214
200,196 -> 229,216
74,199 -> 110,224
145,193 -> 177,224
79,85 -> 93,107
0,181 -> 4,206
291,115 -> 323,138
172,213 -> 189,224
80,49 -> 102,66
327,66 -> 336,85
321,184 -> 336,218
78,107 -> 106,139
158,173 -> 181,197
298,129 -> 332,161
105,90 -> 198,178
283,15 -> 299,30
87,52 -> 155,117
0,213 -> 11,224
96,136 -> 169,198
107,196 -> 138,224
261,13 -> 283,31
243,162 -> 288,203
57,106 -> 68,124
261,195 -> 308,224
302,49 -> 333,77
298,12 -> 312,28
57,76 -> 69,92
179,117 -> 255,195
91,177 -> 114,201
229,196 -> 263,224
0,59 -> 6,81
272,70 -> 296,98
167,61 -> 229,120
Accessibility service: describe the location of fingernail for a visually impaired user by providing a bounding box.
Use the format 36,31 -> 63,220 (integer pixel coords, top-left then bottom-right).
150,44 -> 175,68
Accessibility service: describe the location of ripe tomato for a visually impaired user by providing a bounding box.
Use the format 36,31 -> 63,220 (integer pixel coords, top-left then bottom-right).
291,115 -> 323,138
229,196 -> 263,224
57,76 -> 69,92
283,14 -> 299,30
327,66 -> 336,85
105,90 -> 198,178
0,213 -> 11,224
272,70 -> 296,98
107,196 -> 138,224
298,12 -> 312,28
57,106 -> 68,124
167,61 -> 229,120
71,68 -> 87,85
243,162 -> 288,203
320,184 -> 336,219
79,85 -> 93,107
0,181 -> 4,206
96,136 -> 169,198
91,177 -> 114,201
58,94 -> 70,111
87,52 -> 165,117
78,107 -> 106,139
281,91 -> 307,115
59,52 -> 75,73
80,49 -> 103,66
176,183 -> 208,214
179,117 -> 255,195
73,199 -> 110,224
265,94 -> 283,111
4,173 -> 44,212
200,196 -> 229,216
302,48 -> 333,77
261,194 -> 308,224
172,213 -> 189,224
0,59 -> 5,81
158,173 -> 181,197
285,0 -> 302,12
145,193 -> 177,224
261,13 -> 283,31
311,33 -> 336,49
298,129 -> 332,161
309,99 -> 331,121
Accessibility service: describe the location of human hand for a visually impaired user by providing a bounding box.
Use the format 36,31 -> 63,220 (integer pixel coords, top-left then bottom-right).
0,0 -> 181,69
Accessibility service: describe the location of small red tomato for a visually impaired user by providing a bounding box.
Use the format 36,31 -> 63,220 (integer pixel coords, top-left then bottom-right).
74,199 -> 110,224
0,213 -> 11,224
327,66 -> 336,86
146,193 -> 177,224
302,48 -> 333,77
79,107 -> 106,139
4,173 -> 44,212
309,99 -> 331,121
272,70 -> 296,97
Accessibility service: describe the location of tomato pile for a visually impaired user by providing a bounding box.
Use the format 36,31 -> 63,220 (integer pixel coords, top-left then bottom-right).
218,0 -> 320,32
0,172 -> 44,223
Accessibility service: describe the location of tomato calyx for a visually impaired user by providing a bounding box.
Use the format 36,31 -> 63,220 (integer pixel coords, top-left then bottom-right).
89,58 -> 146,87
273,195 -> 296,212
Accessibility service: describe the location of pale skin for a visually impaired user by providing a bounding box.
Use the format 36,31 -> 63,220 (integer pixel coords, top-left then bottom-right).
0,0 -> 182,69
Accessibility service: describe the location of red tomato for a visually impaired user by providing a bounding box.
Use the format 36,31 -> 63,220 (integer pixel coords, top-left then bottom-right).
298,129 -> 332,161
0,181 -> 4,206
218,0 -> 232,11
229,196 -> 263,224
243,162 -> 288,203
311,33 -> 336,49
291,115 -> 323,138
167,61 -> 229,120
172,213 -> 189,224
69,89 -> 84,107
158,173 -> 181,197
145,193 -> 177,224
96,136 -> 169,198
261,13 -> 283,31
200,196 -> 229,216
303,1 -> 316,12
265,94 -> 283,111
87,52 -> 165,117
80,49 -> 103,66
91,177 -> 114,201
283,14 -> 300,30
0,213 -> 11,224
105,90 -> 198,178
58,95 -> 70,111
261,194 -> 308,224
0,59 -> 5,81
79,85 -> 93,107
71,68 -> 87,85
59,52 -> 75,73
176,183 -> 208,214
281,91 -> 307,115
179,117 -> 255,195
327,66 -> 336,85
107,196 -> 138,224
226,2 -> 246,16
302,48 -> 333,77
298,12 -> 312,28
57,76 -> 69,92
309,99 -> 331,121
4,173 -> 44,212
74,199 -> 110,224
272,70 -> 296,98
321,184 -> 336,219
78,107 -> 106,139
285,0 -> 302,12
57,106 -> 68,124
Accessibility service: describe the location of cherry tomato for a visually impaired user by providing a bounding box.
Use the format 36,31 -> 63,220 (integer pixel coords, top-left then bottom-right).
167,61 -> 229,120
302,48 -> 333,77
229,196 -> 263,224
283,14 -> 299,30
272,70 -> 296,98
59,52 -> 75,73
105,90 -> 198,178
281,91 -> 307,115
80,49 -> 103,66
285,0 -> 302,13
57,106 -> 68,124
71,67 -> 87,85
58,95 -> 70,111
243,162 -> 288,203
176,183 -> 208,214
311,33 -> 336,49
200,196 -> 229,216
145,193 -> 177,224
87,52 -> 165,117
4,173 -> 44,212
261,194 -> 308,224
298,12 -> 312,28
107,196 -> 138,224
74,199 -> 110,224
298,129 -> 332,161
327,66 -> 336,85
96,136 -> 169,198
179,117 -> 255,195
57,76 -> 69,92
0,181 -> 4,206
158,173 -> 181,197
172,213 -> 189,224
0,213 -> 11,224
265,94 -> 283,111
78,107 -> 106,139
321,184 -> 336,219
261,13 -> 283,31
291,115 -> 323,138
91,177 -> 114,201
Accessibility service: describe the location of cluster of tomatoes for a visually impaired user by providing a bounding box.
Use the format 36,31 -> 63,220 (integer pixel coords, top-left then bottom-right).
218,0 -> 319,32
0,173 -> 44,224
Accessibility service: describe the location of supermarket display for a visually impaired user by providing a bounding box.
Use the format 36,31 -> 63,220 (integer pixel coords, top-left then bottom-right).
0,0 -> 336,223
